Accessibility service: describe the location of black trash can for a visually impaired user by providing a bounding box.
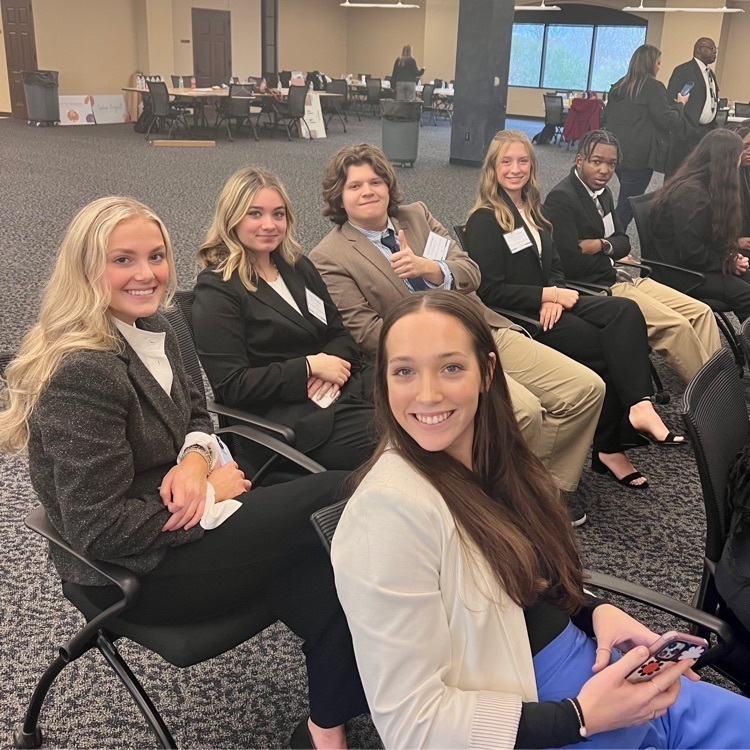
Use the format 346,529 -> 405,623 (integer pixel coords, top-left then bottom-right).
23,70 -> 60,125
381,100 -> 421,167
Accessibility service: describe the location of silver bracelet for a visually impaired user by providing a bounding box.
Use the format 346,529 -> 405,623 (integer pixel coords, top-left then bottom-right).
566,697 -> 588,739
180,444 -> 212,475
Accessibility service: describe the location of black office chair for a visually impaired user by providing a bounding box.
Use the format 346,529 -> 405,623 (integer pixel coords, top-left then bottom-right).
629,193 -> 745,371
357,73 -> 371,82
5,356 -> 326,750
681,346 -> 750,694
719,97 -> 728,110
214,83 -> 259,141
433,78 -> 443,89
715,109 -> 729,128
365,77 -> 382,117
263,71 -> 279,89
419,83 -> 440,126
740,317 -> 750,367
321,78 -> 349,132
143,80 -> 192,141
270,85 -> 310,140
279,70 -> 292,88
542,94 -> 565,145
734,102 -> 750,119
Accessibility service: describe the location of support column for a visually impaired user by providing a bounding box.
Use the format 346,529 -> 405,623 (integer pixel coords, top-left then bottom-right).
449,0 -> 515,166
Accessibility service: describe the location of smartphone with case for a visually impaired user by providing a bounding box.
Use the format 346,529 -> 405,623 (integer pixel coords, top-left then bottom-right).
680,82 -> 695,96
625,631 -> 707,683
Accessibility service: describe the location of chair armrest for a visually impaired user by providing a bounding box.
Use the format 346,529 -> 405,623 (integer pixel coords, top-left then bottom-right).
584,569 -> 735,667
488,306 -> 542,338
640,257 -> 706,295
567,281 -> 612,296
215,423 -> 325,475
207,399 -> 296,446
614,260 -> 652,279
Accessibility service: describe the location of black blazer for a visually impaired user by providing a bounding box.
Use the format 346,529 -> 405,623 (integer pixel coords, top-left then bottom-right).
651,182 -> 724,286
544,168 -> 631,285
604,76 -> 685,172
193,253 -> 371,454
667,59 -> 719,128
391,57 -> 424,83
27,314 -> 208,586
464,197 -> 567,316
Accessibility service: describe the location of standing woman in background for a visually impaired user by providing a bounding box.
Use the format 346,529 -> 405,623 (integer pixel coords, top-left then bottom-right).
391,43 -> 425,101
605,44 -> 689,229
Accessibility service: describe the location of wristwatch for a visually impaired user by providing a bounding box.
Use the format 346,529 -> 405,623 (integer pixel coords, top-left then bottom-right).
600,239 -> 613,257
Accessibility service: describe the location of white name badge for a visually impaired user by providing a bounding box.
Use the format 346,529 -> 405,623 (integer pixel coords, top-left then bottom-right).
504,228 -> 533,254
603,213 -> 616,238
424,231 -> 450,261
305,288 -> 327,325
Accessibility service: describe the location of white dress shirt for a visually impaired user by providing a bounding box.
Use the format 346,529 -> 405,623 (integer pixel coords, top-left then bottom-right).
694,57 -> 718,126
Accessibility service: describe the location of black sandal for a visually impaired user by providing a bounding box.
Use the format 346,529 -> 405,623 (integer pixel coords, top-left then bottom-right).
592,454 -> 650,489
634,430 -> 686,447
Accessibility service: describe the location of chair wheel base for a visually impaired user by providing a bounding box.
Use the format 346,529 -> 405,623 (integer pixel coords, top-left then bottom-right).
13,725 -> 43,749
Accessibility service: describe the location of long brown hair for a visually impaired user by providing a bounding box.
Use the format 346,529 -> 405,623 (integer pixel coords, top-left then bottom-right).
469,130 -> 551,233
353,291 -> 586,613
652,129 -> 743,273
612,44 -> 660,101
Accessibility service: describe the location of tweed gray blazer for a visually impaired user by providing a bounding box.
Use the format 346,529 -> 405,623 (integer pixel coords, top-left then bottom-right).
27,313 -> 210,585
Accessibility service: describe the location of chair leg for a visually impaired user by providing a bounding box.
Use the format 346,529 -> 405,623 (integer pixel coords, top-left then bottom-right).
650,360 -> 669,404
96,633 -> 177,749
13,652 -> 72,748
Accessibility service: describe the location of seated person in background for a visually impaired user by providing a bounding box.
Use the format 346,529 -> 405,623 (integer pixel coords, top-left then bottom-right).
651,129 -> 750,321
544,129 -> 720,384
0,197 -> 367,750
465,130 -> 686,492
310,143 -> 606,523
333,290 -> 750,750
194,166 -> 376,472
727,123 -> 750,252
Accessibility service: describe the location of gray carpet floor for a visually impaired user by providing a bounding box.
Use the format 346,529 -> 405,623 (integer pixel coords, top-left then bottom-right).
0,114 -> 744,749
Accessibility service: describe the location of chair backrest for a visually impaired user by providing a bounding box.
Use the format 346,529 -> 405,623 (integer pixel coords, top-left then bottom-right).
327,78 -> 348,101
629,192 -> 658,259
719,97 -> 728,109
366,77 -> 382,101
310,498 -> 350,555
146,80 -> 171,116
287,85 -> 307,117
164,291 -> 208,403
228,83 -> 254,117
358,73 -> 371,81
735,102 -> 750,118
170,75 -> 181,88
421,83 -> 435,106
682,347 -> 750,560
264,71 -> 279,88
434,78 -> 443,89
741,318 -> 750,372
716,109 -> 729,128
543,94 -> 563,125
279,70 -> 292,88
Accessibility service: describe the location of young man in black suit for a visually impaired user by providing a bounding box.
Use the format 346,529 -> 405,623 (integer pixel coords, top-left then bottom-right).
666,38 -> 720,172
543,130 -> 721,383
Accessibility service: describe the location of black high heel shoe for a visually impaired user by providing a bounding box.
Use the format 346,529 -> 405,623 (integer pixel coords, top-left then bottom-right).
633,429 -> 687,447
289,718 -> 316,749
592,453 -> 650,489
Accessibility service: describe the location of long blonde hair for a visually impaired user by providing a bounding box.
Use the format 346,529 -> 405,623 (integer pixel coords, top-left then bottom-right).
0,197 -> 177,453
469,129 -> 551,233
197,166 -> 301,291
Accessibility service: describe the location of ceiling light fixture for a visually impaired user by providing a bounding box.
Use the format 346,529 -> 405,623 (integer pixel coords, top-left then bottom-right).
623,1 -> 743,12
340,1 -> 421,8
514,0 -> 562,9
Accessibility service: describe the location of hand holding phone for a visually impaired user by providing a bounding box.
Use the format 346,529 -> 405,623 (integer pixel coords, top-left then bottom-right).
625,631 -> 707,683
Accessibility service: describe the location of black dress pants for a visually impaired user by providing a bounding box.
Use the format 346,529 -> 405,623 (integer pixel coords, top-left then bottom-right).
308,403 -> 377,470
536,295 -> 653,453
83,470 -> 367,728
693,270 -> 750,323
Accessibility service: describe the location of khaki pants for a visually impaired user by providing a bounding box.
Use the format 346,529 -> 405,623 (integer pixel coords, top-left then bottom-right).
492,328 -> 605,492
610,277 -> 721,383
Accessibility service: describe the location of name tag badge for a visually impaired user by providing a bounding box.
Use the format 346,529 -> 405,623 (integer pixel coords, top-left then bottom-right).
504,228 -> 533,254
305,288 -> 328,325
603,213 -> 616,238
424,231 -> 450,261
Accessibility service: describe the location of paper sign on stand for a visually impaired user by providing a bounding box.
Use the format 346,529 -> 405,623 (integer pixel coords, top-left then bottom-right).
91,95 -> 131,124
300,91 -> 327,140
59,96 -> 95,125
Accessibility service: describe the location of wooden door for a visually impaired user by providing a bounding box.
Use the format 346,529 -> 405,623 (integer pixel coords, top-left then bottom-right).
192,8 -> 231,87
1,0 -> 38,119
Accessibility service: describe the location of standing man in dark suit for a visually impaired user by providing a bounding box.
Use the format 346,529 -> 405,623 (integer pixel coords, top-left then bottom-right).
666,38 -> 720,172
543,130 -> 720,384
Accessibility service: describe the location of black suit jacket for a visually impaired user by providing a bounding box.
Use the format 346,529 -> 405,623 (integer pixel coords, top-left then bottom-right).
544,168 -> 630,285
193,253 -> 371,453
28,314 -> 208,585
464,197 -> 567,315
667,59 -> 719,129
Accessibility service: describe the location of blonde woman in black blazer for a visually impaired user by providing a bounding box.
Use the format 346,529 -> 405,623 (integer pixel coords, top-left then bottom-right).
466,131 -> 685,490
195,166 -> 375,472
0,197 -> 367,749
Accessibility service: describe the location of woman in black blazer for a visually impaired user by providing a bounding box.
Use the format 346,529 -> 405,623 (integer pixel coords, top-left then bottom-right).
651,129 -> 750,321
605,44 -> 688,229
466,131 -> 685,489
0,197 -> 367,748
194,166 -> 375,472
